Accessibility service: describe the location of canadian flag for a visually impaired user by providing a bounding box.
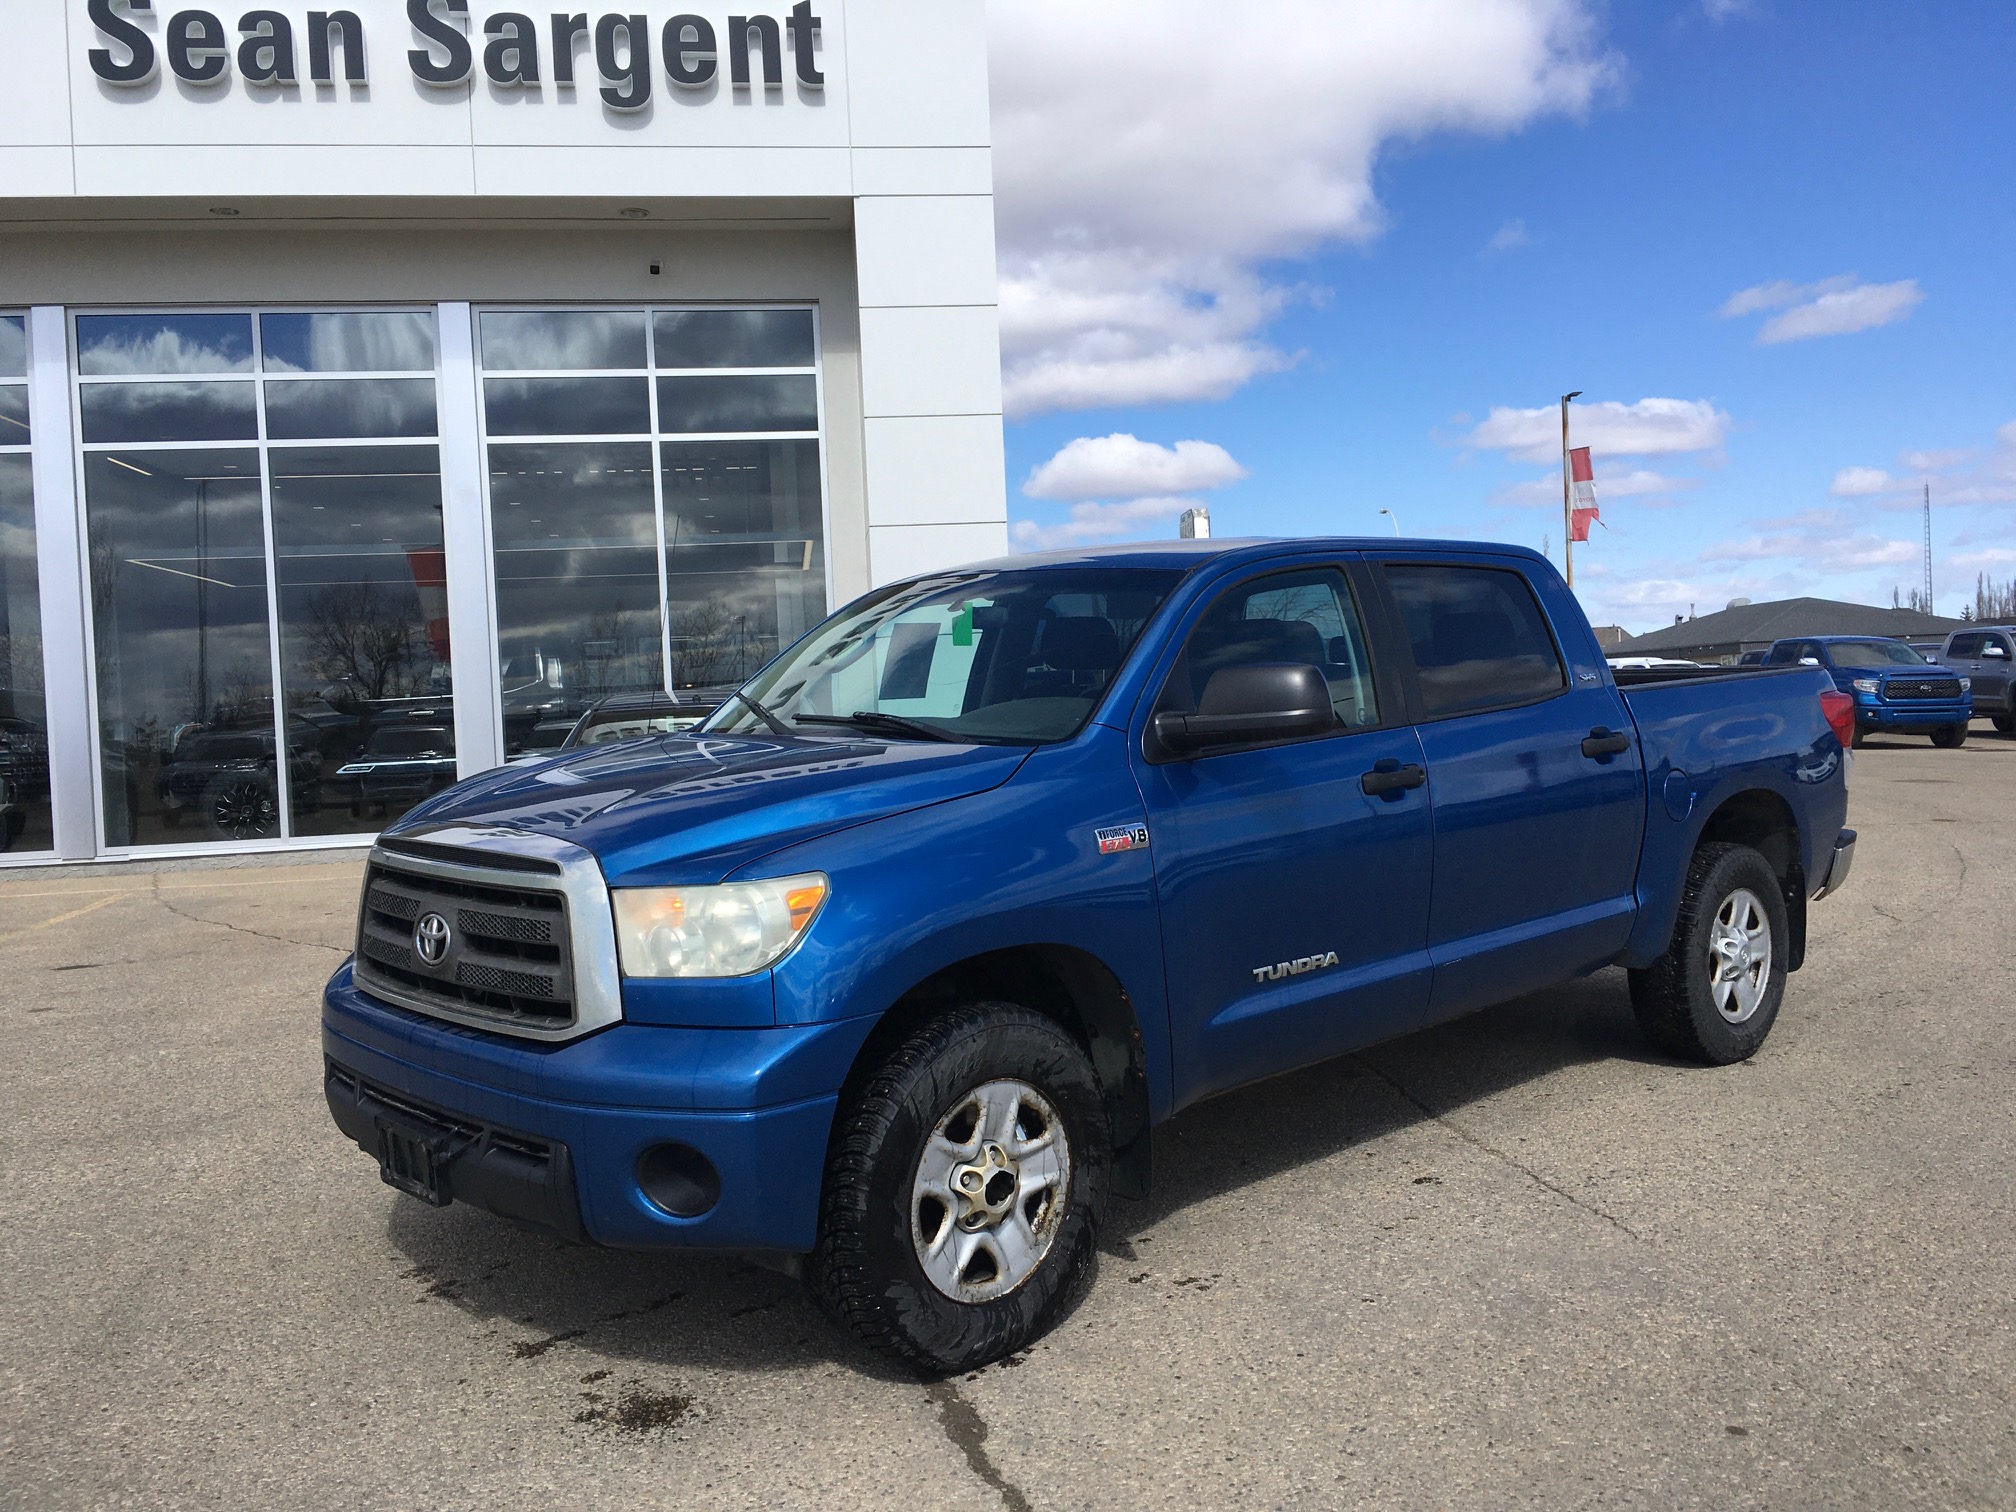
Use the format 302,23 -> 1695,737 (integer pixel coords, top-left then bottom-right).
1569,446 -> 1600,542
407,549 -> 452,666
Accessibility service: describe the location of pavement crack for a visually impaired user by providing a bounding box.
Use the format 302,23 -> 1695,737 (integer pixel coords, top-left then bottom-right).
1356,1057 -> 1643,1241
926,1381 -> 1034,1512
149,876 -> 347,957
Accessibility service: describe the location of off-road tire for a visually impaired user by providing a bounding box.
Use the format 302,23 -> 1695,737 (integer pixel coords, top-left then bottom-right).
1850,724 -> 1868,749
808,1002 -> 1109,1376
1629,842 -> 1789,1065
1931,723 -> 1968,748
1994,712 -> 2016,734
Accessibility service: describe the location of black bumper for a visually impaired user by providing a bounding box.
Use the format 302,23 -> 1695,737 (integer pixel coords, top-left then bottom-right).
324,1059 -> 585,1243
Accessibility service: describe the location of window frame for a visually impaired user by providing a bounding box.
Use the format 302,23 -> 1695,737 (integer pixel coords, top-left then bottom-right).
469,302 -> 832,759
1372,559 -> 1572,725
1144,560 -> 1397,764
1947,633 -> 1984,658
66,302 -> 449,857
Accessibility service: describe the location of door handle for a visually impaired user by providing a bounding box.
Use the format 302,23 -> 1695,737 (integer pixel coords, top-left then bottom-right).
1361,758 -> 1427,796
1581,726 -> 1632,758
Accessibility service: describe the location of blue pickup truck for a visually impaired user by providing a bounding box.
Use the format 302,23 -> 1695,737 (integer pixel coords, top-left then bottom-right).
323,539 -> 1856,1373
1760,635 -> 1972,747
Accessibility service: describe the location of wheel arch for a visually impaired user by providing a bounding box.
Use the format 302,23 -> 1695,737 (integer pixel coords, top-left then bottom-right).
1690,788 -> 1807,972
836,943 -> 1155,1200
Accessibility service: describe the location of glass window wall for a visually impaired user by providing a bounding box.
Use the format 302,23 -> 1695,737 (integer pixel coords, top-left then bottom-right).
477,306 -> 827,758
78,310 -> 448,847
0,314 -> 52,856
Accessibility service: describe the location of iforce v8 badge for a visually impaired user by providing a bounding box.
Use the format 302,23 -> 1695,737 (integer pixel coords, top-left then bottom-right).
1095,824 -> 1150,855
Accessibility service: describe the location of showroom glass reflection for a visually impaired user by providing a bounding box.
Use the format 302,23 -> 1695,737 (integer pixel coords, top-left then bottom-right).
76,311 -> 448,847
0,314 -> 52,856
476,308 -> 827,758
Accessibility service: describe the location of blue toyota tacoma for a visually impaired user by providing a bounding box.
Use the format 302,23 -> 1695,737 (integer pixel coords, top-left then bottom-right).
323,539 -> 1856,1372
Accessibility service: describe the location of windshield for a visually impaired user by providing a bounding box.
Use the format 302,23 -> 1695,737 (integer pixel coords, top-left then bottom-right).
1831,640 -> 1928,668
702,567 -> 1184,744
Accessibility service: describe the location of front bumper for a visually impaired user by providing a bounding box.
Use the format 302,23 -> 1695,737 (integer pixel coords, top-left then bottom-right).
1813,828 -> 1857,901
322,963 -> 865,1252
1857,699 -> 1972,730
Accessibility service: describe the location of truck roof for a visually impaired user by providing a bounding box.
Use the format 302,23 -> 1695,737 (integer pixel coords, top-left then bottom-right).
953,537 -> 1554,575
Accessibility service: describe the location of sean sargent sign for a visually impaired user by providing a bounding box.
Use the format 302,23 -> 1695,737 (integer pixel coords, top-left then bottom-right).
85,0 -> 825,110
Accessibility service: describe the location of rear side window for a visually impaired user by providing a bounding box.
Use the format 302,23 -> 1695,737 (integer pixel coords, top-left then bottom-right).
1384,564 -> 1566,718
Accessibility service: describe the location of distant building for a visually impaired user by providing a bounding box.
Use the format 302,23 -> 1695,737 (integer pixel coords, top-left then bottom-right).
1587,624 -> 1630,650
1613,598 -> 1968,664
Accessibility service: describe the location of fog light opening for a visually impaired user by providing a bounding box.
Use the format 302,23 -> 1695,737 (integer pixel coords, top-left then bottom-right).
637,1142 -> 721,1219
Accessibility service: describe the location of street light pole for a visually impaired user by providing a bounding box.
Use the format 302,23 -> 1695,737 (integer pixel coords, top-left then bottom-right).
1377,507 -> 1400,537
1560,391 -> 1582,590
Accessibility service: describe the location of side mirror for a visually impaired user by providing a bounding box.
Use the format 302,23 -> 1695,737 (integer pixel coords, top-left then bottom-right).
1799,657 -> 1821,667
1152,663 -> 1333,755
1987,646 -> 2009,659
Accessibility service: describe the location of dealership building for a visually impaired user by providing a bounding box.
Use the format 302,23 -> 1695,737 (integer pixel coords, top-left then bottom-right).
0,0 -> 1007,865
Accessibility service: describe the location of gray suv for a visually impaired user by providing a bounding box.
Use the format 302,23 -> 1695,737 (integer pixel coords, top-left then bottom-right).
1941,627 -> 2016,732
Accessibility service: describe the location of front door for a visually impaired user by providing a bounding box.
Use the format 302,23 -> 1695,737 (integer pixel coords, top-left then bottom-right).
1133,563 -> 1434,1109
1372,556 -> 1648,1018
1983,632 -> 2016,712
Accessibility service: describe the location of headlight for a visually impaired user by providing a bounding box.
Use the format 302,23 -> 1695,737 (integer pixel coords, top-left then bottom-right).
1960,677 -> 1972,691
1851,678 -> 1879,694
612,874 -> 828,978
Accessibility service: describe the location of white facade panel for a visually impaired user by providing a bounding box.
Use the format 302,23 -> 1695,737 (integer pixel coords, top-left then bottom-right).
854,195 -> 999,308
842,0 -> 991,147
862,415 -> 1006,527
868,522 -> 1008,586
850,147 -> 992,197
858,305 -> 1004,418
74,144 -> 478,199
470,146 -> 852,199
0,2 -> 76,147
0,148 -> 75,197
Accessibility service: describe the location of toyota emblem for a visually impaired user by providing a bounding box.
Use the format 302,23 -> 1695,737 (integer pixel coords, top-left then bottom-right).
414,912 -> 453,967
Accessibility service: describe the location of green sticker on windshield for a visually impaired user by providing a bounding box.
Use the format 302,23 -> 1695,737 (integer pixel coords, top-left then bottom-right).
952,607 -> 974,647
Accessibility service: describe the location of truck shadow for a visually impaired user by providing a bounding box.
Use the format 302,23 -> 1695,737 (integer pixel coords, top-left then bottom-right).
377,967 -> 1668,1384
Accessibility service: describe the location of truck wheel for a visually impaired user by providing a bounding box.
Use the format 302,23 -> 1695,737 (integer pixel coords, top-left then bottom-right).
1629,842 -> 1789,1065
1930,723 -> 1968,748
1994,713 -> 2015,734
1850,724 -> 1868,749
809,1002 -> 1110,1375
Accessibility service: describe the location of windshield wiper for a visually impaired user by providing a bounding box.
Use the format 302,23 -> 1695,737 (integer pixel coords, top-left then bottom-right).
795,711 -> 958,743
729,689 -> 797,739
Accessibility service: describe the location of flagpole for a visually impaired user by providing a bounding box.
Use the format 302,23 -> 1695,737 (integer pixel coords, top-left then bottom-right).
1560,390 -> 1581,589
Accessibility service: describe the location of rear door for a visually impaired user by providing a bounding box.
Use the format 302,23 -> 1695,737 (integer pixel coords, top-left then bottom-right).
1132,559 -> 1434,1108
1369,554 -> 1648,1018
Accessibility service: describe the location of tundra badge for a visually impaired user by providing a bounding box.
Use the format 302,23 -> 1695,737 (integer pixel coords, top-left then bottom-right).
1252,951 -> 1340,984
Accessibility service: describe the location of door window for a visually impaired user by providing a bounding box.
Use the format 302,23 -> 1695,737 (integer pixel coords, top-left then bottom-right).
1383,564 -> 1565,718
1986,635 -> 2014,659
1162,567 -> 1380,733
1947,633 -> 1983,658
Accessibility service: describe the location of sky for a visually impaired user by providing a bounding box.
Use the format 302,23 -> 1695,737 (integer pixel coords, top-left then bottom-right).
984,1 -> 2016,635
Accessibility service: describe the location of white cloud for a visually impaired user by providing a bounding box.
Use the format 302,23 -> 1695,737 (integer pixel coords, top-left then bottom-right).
1484,218 -> 1531,254
1023,434 -> 1247,501
1719,275 -> 1923,345
1830,466 -> 1898,497
989,0 -> 1615,414
1468,397 -> 1731,464
1899,447 -> 1973,472
1010,496 -> 1202,551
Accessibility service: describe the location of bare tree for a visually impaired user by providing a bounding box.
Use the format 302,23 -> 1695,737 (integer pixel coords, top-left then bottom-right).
670,594 -> 736,687
302,580 -> 421,702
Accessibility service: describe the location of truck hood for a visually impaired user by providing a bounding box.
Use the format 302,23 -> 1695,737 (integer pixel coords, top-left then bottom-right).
388,733 -> 1032,885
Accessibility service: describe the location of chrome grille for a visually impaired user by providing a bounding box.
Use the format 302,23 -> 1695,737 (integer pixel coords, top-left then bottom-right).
355,859 -> 574,1031
1887,678 -> 1962,700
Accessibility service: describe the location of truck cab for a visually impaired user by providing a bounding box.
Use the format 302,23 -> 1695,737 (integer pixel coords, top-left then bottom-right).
1937,627 -> 2016,733
1763,635 -> 1972,746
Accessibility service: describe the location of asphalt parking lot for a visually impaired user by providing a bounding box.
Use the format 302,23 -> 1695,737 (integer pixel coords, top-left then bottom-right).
4,731 -> 2014,1512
